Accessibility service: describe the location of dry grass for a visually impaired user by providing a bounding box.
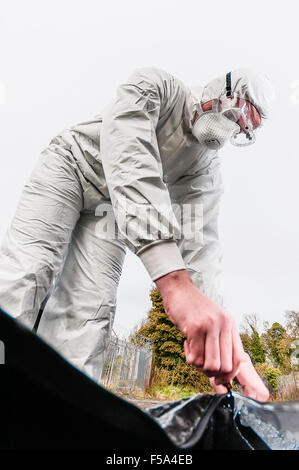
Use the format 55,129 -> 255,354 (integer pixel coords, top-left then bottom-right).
270,385 -> 299,402
270,371 -> 299,402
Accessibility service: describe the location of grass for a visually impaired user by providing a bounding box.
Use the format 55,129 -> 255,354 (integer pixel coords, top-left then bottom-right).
145,384 -> 197,400
107,384 -> 197,401
270,385 -> 299,402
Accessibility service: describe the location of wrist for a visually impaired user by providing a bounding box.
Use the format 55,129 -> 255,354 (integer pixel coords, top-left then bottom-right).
156,269 -> 193,300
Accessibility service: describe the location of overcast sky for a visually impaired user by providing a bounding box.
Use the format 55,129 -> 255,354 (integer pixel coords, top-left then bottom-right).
1,0 -> 299,338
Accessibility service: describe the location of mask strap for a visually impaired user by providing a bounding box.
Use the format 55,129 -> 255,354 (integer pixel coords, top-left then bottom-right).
226,72 -> 232,97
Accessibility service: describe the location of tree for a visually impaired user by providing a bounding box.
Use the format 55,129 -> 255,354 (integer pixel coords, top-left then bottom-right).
242,313 -> 260,335
262,322 -> 292,373
285,311 -> 299,341
241,313 -> 265,364
240,333 -> 251,356
250,329 -> 266,364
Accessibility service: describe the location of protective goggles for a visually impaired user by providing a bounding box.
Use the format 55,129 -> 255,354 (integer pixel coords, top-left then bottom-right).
220,71 -> 262,147
218,93 -> 261,146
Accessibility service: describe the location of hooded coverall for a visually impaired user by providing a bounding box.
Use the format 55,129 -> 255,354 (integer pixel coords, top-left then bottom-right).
0,68 -> 223,381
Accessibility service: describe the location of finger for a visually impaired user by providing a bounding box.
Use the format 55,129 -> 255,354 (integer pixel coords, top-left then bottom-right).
186,333 -> 205,368
214,374 -> 233,386
214,324 -> 234,385
215,323 -> 246,386
213,384 -> 228,394
203,332 -> 220,377
256,387 -> 270,402
210,377 -> 228,394
243,385 -> 257,401
184,336 -> 205,368
237,358 -> 270,401
219,321 -> 233,376
231,322 -> 247,376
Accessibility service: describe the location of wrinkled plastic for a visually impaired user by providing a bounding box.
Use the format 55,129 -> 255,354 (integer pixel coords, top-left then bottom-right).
0,307 -> 173,451
147,392 -> 299,450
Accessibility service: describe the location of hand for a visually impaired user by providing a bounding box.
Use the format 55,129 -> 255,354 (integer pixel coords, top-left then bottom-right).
156,269 -> 239,377
156,269 -> 269,402
210,353 -> 270,402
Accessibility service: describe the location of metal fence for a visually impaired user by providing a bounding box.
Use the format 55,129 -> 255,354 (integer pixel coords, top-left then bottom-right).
100,335 -> 153,392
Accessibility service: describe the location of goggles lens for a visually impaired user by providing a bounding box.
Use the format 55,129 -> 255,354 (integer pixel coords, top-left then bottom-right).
218,93 -> 261,133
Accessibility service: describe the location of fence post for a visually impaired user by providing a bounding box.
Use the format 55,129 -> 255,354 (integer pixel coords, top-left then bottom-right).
107,338 -> 117,388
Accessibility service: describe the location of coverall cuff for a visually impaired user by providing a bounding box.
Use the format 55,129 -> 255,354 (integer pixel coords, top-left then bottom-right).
138,240 -> 186,282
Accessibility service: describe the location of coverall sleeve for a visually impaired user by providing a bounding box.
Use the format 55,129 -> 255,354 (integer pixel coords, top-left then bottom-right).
100,68 -> 186,281
169,153 -> 224,305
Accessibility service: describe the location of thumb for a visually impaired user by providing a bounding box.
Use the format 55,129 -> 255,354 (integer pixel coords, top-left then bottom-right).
210,377 -> 229,394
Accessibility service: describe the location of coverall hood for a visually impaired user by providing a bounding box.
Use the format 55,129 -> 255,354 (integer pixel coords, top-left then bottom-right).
201,68 -> 276,120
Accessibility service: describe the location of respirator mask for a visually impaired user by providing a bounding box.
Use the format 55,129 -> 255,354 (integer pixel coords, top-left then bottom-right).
192,72 -> 261,150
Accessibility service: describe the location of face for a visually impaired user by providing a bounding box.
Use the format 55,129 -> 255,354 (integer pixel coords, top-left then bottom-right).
199,98 -> 261,134
234,98 -> 261,133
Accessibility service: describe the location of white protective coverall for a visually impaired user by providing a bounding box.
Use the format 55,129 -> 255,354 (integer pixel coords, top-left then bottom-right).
0,67 -> 273,382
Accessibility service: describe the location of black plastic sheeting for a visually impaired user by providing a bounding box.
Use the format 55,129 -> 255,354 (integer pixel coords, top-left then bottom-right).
0,307 -> 298,451
147,392 -> 299,450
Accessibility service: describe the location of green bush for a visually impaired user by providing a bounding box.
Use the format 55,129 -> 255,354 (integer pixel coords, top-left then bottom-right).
265,367 -> 282,392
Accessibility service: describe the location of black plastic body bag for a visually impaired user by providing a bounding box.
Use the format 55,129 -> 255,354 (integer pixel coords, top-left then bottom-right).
0,308 -> 298,451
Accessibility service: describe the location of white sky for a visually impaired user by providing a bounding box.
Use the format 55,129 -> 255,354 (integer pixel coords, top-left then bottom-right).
1,0 -> 299,338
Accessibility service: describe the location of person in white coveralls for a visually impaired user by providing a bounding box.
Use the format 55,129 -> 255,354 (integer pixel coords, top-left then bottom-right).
0,67 -> 275,400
